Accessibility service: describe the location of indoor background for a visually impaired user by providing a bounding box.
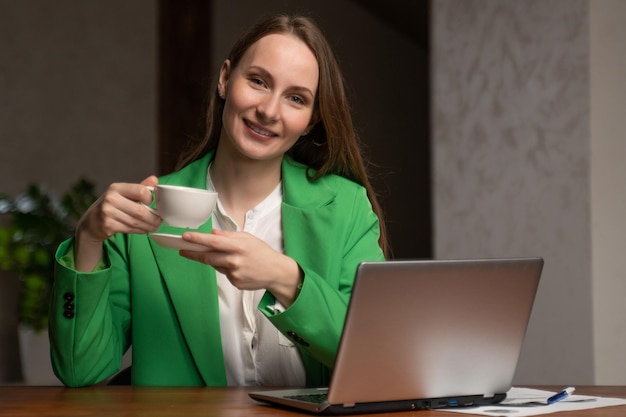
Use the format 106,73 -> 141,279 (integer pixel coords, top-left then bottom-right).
1,0 -> 625,386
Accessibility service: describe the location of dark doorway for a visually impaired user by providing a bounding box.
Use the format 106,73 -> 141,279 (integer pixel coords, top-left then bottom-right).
157,0 -> 212,175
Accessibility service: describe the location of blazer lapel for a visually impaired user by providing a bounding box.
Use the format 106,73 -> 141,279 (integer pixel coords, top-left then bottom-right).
148,218 -> 226,385
281,157 -> 338,271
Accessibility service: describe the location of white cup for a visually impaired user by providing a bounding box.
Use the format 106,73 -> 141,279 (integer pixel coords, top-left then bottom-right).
146,185 -> 217,229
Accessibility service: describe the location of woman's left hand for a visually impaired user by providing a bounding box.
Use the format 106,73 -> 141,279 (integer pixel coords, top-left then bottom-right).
179,229 -> 303,306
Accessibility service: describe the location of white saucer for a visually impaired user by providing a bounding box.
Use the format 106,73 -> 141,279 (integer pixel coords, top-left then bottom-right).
148,233 -> 207,251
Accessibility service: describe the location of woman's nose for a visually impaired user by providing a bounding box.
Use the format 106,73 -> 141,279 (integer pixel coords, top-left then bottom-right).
256,93 -> 280,122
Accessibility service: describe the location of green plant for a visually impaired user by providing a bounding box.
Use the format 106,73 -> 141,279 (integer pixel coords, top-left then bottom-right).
0,179 -> 97,332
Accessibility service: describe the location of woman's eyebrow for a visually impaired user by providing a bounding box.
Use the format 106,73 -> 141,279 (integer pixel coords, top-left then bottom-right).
248,65 -> 274,81
248,65 -> 315,98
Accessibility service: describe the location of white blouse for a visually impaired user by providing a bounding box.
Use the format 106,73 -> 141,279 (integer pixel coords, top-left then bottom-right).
206,170 -> 306,387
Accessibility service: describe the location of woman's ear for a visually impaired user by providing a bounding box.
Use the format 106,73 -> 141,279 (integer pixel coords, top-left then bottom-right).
217,59 -> 231,99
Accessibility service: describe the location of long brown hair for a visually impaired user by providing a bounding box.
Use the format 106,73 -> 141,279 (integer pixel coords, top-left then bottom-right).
177,14 -> 389,256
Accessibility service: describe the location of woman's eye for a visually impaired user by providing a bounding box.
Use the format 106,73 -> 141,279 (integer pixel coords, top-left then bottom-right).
250,78 -> 266,88
289,96 -> 305,105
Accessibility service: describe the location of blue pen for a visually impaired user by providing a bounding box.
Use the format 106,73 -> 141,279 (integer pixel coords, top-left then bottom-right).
547,387 -> 575,404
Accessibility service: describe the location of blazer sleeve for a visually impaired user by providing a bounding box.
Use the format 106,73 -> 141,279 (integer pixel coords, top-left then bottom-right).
49,237 -> 131,387
259,183 -> 385,369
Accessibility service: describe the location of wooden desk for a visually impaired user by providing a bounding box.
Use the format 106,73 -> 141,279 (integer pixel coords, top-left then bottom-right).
1,386 -> 625,416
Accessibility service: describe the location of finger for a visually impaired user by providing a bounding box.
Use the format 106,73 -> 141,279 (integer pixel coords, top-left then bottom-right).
179,249 -> 220,266
140,175 -> 159,187
210,228 -> 241,239
181,231 -> 218,247
182,232 -> 244,257
110,181 -> 155,207
100,192 -> 162,231
138,176 -> 159,205
121,198 -> 162,229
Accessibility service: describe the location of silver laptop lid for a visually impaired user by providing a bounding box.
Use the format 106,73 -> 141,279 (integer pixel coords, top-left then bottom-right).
327,257 -> 543,405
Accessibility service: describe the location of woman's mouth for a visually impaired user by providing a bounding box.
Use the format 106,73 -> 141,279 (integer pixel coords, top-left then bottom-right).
245,119 -> 277,138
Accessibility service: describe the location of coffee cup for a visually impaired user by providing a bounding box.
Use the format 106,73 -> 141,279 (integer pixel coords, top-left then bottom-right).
145,185 -> 217,229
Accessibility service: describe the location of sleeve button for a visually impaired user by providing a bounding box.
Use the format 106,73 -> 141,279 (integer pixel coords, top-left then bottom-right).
286,331 -> 310,347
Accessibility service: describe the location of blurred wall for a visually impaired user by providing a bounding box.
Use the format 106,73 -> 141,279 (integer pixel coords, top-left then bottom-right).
0,0 -> 157,382
0,1 -> 158,195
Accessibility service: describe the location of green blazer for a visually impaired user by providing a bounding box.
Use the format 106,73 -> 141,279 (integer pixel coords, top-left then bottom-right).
50,153 -> 385,387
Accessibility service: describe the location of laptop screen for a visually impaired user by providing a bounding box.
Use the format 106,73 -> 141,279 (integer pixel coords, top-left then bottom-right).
327,257 -> 543,405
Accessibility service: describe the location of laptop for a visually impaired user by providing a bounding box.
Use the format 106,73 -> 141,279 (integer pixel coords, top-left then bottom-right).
249,257 -> 543,415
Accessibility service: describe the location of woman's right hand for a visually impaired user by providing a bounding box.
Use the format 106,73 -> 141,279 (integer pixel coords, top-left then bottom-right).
74,176 -> 162,271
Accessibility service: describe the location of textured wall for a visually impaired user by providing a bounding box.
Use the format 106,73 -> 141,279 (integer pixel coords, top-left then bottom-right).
432,0 -> 593,384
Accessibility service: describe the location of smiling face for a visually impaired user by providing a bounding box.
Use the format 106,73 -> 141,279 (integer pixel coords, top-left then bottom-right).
217,33 -> 319,165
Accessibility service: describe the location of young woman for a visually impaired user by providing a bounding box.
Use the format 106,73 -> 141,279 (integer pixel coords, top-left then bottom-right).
50,14 -> 388,387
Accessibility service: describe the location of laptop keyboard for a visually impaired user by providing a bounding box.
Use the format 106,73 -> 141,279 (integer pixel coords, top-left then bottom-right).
285,392 -> 328,404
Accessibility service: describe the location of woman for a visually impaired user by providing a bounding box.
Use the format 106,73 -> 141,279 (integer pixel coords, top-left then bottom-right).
50,13 -> 388,387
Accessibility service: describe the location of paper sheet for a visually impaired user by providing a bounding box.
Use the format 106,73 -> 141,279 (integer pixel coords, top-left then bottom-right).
435,387 -> 626,416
